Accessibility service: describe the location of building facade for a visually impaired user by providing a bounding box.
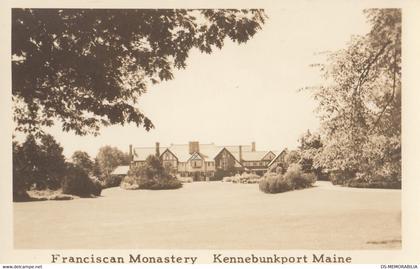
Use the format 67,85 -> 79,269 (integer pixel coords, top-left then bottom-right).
129,141 -> 283,180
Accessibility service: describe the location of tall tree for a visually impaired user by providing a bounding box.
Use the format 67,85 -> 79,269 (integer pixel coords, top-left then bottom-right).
309,9 -> 401,182
13,134 -> 67,198
12,9 -> 266,135
38,134 -> 67,189
71,150 -> 94,175
298,130 -> 323,174
95,146 -> 129,179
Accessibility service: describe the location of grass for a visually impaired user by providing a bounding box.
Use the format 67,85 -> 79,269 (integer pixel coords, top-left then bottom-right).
14,181 -> 401,249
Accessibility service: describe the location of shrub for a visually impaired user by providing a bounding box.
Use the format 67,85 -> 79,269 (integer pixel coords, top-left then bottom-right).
259,173 -> 291,193
238,173 -> 261,184
329,169 -> 356,185
343,172 -> 401,189
121,156 -> 182,190
211,170 -> 235,181
148,178 -> 182,190
102,175 -> 124,188
259,164 -> 315,194
221,172 -> 260,184
121,176 -> 182,190
90,178 -> 103,196
283,164 -> 315,189
120,175 -> 139,190
62,165 -> 102,197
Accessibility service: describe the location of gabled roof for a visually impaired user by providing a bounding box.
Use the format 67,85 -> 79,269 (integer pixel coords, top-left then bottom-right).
168,143 -> 221,162
132,142 -> 280,164
189,152 -> 204,161
268,149 -> 288,167
214,147 -> 243,167
165,144 -> 192,162
224,145 -> 252,153
133,147 -> 167,161
241,151 -> 271,161
262,151 -> 276,161
160,148 -> 179,161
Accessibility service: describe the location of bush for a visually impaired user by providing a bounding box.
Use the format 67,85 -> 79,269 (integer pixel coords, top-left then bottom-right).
239,173 -> 261,183
328,169 -> 400,189
259,164 -> 315,194
120,175 -> 139,190
343,173 -> 401,189
121,176 -> 182,190
221,172 -> 260,184
101,175 -> 124,188
121,156 -> 182,190
62,165 -> 102,197
148,178 -> 182,190
330,169 -> 356,185
90,179 -> 103,196
211,170 -> 235,181
259,173 -> 292,193
283,164 -> 315,189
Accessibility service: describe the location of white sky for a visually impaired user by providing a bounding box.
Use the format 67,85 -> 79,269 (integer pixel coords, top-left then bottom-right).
43,6 -> 371,159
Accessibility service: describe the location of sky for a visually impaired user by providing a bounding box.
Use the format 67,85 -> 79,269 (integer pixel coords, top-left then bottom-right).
42,6 -> 371,159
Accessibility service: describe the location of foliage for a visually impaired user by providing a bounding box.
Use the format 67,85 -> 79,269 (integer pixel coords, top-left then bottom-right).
283,164 -> 316,189
95,145 -> 130,179
284,150 -> 301,168
298,130 -> 321,172
345,176 -> 401,189
13,141 -> 30,201
210,168 -> 236,181
259,173 -> 291,193
259,164 -> 315,194
12,9 -> 266,136
121,155 -> 182,190
102,175 -> 125,188
61,164 -> 102,197
222,172 -> 261,184
71,150 -> 94,175
13,134 -> 67,201
307,9 -> 401,187
297,130 -> 325,179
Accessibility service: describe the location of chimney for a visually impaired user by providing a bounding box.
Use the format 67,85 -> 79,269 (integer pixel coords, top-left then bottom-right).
189,141 -> 199,154
155,142 -> 160,157
129,144 -> 133,162
239,145 -> 243,162
252,142 -> 256,152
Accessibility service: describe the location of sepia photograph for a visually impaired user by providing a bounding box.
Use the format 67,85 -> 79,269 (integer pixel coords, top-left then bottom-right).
9,6 -> 403,251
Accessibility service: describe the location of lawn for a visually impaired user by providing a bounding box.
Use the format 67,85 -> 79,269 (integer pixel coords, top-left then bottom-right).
14,181 -> 401,249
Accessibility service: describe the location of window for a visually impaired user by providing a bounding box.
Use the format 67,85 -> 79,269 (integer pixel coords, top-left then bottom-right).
192,160 -> 202,168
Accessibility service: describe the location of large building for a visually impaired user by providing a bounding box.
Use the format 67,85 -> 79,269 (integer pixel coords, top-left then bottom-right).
128,141 -> 283,180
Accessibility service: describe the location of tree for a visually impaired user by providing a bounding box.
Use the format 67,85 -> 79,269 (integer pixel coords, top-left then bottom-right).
12,9 -> 266,136
298,130 -> 324,178
284,150 -> 301,167
308,9 -> 401,183
13,140 -> 32,200
37,134 -> 67,189
71,150 -> 94,175
95,146 -> 129,179
13,134 -> 67,200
